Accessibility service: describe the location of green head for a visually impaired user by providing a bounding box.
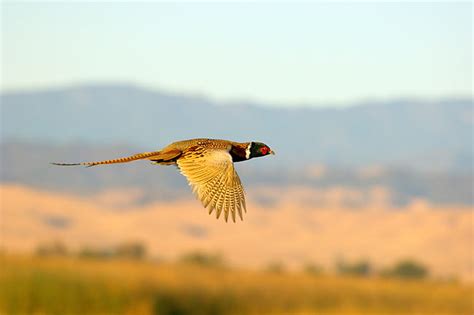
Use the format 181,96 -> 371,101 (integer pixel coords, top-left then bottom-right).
247,142 -> 275,159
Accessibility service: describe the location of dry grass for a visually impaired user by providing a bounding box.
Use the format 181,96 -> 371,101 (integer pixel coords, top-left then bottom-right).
2,184 -> 472,281
0,255 -> 472,315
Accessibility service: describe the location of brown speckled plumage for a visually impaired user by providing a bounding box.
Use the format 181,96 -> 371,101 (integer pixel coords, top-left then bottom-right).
52,138 -> 274,222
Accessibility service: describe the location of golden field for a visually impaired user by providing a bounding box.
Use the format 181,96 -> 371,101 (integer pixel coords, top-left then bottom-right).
1,185 -> 472,281
1,255 -> 473,315
1,184 -> 473,314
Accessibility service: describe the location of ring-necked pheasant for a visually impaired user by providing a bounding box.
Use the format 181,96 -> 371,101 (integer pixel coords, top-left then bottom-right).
52,139 -> 275,222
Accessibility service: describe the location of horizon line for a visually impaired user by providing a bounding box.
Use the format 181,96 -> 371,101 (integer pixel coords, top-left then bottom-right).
1,81 -> 472,110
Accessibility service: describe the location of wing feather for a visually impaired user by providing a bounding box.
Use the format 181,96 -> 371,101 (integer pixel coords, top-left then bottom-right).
177,146 -> 246,222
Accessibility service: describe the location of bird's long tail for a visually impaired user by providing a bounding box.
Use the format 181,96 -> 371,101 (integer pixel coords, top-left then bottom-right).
51,151 -> 163,167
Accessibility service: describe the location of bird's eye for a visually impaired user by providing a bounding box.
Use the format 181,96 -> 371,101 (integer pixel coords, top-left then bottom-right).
260,147 -> 269,155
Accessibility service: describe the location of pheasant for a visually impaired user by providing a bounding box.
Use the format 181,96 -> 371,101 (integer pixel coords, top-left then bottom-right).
52,139 -> 274,222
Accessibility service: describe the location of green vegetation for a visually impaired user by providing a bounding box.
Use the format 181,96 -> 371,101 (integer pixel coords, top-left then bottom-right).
0,255 -> 472,315
78,242 -> 147,260
178,251 -> 225,268
382,260 -> 429,279
336,259 -> 372,276
36,241 -> 147,260
35,241 -> 69,257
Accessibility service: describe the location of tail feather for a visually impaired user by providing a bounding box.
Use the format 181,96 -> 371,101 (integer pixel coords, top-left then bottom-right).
51,162 -> 86,167
51,151 -> 162,167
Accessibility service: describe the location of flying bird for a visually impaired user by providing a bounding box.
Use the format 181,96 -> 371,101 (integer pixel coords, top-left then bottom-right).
52,138 -> 274,222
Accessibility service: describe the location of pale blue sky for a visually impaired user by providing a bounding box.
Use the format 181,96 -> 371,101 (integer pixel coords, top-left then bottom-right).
2,2 -> 472,106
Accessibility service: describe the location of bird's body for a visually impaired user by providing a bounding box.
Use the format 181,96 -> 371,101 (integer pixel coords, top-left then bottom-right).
53,138 -> 274,222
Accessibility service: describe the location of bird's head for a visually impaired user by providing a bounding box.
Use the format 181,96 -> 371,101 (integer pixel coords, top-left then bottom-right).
247,142 -> 275,159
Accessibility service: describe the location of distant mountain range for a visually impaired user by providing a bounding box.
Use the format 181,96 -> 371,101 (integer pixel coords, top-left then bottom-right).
1,84 -> 472,206
1,84 -> 472,171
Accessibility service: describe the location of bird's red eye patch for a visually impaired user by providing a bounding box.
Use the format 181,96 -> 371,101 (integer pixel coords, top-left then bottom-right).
260,146 -> 269,155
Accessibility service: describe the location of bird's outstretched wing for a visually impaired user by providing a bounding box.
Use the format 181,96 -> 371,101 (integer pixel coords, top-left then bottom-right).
177,146 -> 246,222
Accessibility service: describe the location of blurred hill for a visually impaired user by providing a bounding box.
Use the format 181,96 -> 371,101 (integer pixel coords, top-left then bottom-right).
1,84 -> 472,206
1,83 -> 472,171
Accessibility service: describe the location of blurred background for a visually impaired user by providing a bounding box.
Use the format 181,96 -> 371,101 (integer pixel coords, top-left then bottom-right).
1,2 -> 473,315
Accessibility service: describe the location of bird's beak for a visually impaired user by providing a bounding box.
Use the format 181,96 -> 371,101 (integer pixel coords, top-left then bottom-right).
269,150 -> 275,155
